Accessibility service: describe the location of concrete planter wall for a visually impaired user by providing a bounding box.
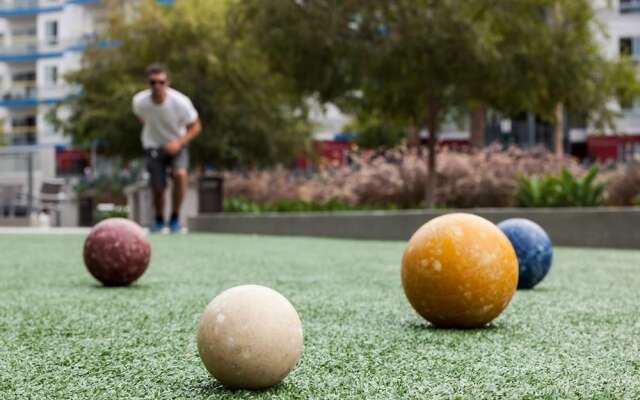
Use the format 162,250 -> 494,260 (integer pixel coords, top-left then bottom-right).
189,208 -> 640,249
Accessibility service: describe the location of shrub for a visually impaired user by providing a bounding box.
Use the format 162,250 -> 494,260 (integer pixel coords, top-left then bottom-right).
604,164 -> 640,206
223,197 -> 397,213
223,145 -> 579,210
553,166 -> 606,207
515,166 -> 606,207
514,175 -> 560,207
93,205 -> 128,223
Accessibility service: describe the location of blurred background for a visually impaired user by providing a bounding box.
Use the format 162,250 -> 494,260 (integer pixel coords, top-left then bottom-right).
0,0 -> 639,229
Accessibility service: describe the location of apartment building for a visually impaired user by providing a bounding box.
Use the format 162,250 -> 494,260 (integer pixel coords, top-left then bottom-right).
0,0 -> 106,148
581,0 -> 640,161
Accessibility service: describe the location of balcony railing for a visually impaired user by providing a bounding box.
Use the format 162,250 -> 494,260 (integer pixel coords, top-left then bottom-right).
0,0 -> 103,10
0,127 -> 37,146
0,35 -> 99,58
0,0 -> 64,15
0,0 -> 58,8
3,37 -> 66,55
0,83 -> 78,106
620,0 -> 640,13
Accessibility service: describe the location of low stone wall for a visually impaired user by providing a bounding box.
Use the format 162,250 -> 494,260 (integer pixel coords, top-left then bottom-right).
0,217 -> 31,227
189,208 -> 640,249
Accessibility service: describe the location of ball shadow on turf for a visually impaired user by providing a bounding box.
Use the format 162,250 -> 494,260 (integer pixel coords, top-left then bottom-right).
402,318 -> 500,332
517,286 -> 552,293
91,283 -> 147,290
192,378 -> 287,396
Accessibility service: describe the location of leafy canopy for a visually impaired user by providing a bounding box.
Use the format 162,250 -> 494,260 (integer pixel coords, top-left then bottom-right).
53,0 -> 309,168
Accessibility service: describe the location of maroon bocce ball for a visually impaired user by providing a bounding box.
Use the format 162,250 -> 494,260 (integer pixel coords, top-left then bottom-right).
83,218 -> 151,286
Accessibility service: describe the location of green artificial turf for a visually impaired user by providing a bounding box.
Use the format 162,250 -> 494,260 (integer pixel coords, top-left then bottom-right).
0,233 -> 638,399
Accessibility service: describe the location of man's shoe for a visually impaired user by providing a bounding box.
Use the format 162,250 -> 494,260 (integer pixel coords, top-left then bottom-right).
169,219 -> 183,234
150,221 -> 165,233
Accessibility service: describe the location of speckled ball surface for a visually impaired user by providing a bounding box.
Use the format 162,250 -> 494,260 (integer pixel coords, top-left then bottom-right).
83,218 -> 151,286
197,285 -> 304,390
498,218 -> 553,289
401,213 -> 518,328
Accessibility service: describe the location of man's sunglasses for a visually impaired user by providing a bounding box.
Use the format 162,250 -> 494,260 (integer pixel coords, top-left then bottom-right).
149,80 -> 167,86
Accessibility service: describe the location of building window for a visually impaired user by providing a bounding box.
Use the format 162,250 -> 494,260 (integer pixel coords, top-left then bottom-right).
11,116 -> 37,146
44,66 -> 58,85
620,36 -> 640,61
44,21 -> 59,46
620,0 -> 640,13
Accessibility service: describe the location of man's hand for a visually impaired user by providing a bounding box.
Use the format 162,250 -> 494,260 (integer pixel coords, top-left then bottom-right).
164,138 -> 183,156
163,119 -> 201,155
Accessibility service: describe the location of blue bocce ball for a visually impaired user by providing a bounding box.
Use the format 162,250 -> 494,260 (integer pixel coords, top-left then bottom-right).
498,218 -> 553,289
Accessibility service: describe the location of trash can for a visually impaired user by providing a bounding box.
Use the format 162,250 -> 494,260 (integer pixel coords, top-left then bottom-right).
198,174 -> 224,213
78,194 -> 94,227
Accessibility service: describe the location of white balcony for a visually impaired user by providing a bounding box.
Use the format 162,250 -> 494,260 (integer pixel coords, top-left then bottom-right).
0,82 -> 78,107
0,0 -> 65,13
1,126 -> 36,144
0,35 -> 98,58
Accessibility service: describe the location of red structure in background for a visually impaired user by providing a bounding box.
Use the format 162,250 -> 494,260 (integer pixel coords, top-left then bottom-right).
307,135 -> 473,169
312,134 -> 640,166
438,138 -> 471,152
314,139 -> 353,166
587,135 -> 640,162
56,147 -> 90,175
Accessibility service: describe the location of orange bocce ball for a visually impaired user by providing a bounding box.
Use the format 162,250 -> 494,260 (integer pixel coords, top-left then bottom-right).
401,213 -> 518,328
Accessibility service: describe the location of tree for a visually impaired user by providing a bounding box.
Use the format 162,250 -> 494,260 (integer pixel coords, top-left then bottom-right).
243,1 -> 640,177
240,0 -> 555,206
524,0 -> 640,155
52,0 -> 309,168
345,111 -> 407,150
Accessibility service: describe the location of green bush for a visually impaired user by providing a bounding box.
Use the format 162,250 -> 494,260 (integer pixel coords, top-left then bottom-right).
515,166 -> 606,207
93,205 -> 128,223
224,198 -> 397,213
514,175 -> 559,208
634,194 -> 640,207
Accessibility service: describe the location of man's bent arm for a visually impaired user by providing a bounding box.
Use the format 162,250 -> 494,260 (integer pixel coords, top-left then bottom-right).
179,118 -> 202,147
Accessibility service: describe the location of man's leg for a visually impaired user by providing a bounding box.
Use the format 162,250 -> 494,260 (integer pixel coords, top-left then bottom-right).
168,147 -> 189,232
171,168 -> 188,218
145,149 -> 168,231
152,187 -> 166,224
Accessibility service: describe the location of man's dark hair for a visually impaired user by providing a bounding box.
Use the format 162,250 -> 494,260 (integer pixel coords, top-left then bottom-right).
145,63 -> 169,78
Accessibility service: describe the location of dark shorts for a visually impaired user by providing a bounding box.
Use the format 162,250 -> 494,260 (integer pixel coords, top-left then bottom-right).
144,147 -> 189,192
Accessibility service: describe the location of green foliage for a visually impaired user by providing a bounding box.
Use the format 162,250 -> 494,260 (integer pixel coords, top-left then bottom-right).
346,112 -> 406,150
52,0 -> 309,168
224,197 -> 397,213
554,166 -> 606,206
514,176 -> 560,208
526,1 -> 640,130
74,160 -> 142,202
93,205 -> 128,223
515,166 -> 606,207
633,194 -> 640,207
238,0 -> 639,206
241,1 -> 502,122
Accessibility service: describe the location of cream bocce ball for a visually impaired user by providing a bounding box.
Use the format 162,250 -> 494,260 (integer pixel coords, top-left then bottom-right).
197,285 -> 304,389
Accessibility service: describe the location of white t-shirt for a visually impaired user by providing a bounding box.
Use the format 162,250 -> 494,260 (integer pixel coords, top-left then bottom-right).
132,88 -> 199,148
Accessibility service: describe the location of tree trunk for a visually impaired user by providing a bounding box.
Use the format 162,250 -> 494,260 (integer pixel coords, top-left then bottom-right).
553,102 -> 564,156
407,123 -> 422,155
424,103 -> 440,208
469,105 -> 487,148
